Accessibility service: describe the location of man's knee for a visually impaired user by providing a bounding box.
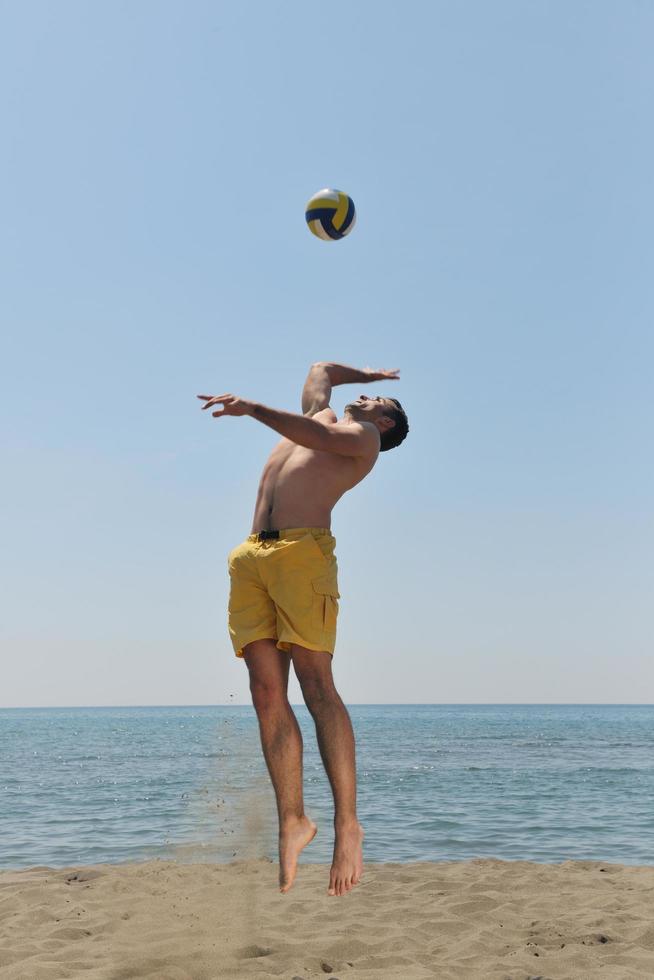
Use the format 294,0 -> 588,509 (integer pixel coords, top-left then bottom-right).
249,675 -> 288,713
290,645 -> 339,710
244,640 -> 290,713
298,673 -> 340,712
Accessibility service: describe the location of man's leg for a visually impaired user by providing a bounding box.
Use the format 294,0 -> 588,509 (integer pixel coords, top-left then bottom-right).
243,638 -> 317,892
290,644 -> 364,897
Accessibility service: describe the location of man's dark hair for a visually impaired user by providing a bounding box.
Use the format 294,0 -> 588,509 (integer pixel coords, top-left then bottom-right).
380,398 -> 409,452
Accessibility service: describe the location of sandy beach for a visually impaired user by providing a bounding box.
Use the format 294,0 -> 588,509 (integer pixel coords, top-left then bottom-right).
2,858 -> 654,979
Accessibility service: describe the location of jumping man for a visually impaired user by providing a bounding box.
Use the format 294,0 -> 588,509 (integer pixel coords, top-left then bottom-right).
198,362 -> 409,896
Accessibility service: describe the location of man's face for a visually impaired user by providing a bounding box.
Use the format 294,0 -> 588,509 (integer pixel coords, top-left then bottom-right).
345,394 -> 395,424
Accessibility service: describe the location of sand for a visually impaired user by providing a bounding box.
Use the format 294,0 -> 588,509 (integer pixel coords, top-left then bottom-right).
1,858 -> 654,979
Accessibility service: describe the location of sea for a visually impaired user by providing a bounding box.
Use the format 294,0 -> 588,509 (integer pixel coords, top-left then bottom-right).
1,704 -> 653,870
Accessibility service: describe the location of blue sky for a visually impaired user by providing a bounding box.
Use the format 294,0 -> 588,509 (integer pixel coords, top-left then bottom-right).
2,1 -> 652,706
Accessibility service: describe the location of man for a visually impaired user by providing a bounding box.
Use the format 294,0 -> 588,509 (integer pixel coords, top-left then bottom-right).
198,362 -> 409,896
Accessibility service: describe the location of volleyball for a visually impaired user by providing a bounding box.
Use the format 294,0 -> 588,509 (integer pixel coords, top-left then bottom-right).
305,188 -> 356,241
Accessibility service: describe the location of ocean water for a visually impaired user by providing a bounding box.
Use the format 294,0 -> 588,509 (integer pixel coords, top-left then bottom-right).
1,704 -> 652,869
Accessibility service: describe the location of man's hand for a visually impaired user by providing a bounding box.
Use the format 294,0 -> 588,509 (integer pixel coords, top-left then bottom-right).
362,367 -> 400,382
197,394 -> 252,417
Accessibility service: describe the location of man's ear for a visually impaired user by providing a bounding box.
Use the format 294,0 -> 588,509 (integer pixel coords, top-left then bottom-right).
379,415 -> 395,432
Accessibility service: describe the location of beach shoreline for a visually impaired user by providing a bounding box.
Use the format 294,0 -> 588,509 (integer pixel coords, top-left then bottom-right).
2,857 -> 654,979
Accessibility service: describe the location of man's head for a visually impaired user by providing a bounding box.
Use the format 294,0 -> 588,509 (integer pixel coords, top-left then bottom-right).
344,395 -> 409,452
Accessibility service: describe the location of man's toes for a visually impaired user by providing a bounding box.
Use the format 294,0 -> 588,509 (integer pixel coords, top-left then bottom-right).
279,863 -> 296,893
329,871 -> 361,896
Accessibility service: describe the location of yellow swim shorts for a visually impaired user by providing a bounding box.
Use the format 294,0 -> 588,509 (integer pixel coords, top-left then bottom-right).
227,528 -> 340,658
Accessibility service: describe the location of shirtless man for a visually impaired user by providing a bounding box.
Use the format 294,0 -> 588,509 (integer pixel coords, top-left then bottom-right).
198,362 -> 409,896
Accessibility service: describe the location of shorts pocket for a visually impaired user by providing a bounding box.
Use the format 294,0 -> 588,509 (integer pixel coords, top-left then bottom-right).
312,575 -> 340,634
301,532 -> 336,565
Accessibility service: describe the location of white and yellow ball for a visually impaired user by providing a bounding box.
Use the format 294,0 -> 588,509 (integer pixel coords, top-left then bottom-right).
305,188 -> 356,241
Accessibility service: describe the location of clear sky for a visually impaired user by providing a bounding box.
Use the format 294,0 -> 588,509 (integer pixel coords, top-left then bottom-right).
2,1 -> 652,707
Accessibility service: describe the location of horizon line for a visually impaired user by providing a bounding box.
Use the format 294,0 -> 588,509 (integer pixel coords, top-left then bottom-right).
1,702 -> 653,710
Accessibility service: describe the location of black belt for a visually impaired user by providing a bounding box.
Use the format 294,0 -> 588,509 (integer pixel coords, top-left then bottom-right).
257,530 -> 280,541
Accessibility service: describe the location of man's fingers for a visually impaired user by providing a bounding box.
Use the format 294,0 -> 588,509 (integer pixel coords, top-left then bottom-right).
198,394 -> 232,409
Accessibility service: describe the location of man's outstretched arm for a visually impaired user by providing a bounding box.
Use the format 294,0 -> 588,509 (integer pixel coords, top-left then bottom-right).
197,393 -> 380,458
301,362 -> 400,416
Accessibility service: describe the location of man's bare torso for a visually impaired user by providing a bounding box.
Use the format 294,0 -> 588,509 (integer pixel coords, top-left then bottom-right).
251,408 -> 377,532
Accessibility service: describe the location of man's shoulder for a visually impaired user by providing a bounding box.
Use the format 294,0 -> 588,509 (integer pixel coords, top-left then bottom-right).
310,406 -> 338,423
328,419 -> 380,456
331,418 -> 378,435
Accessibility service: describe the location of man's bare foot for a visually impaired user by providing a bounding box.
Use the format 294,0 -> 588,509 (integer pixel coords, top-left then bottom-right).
279,815 -> 317,893
328,820 -> 364,896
